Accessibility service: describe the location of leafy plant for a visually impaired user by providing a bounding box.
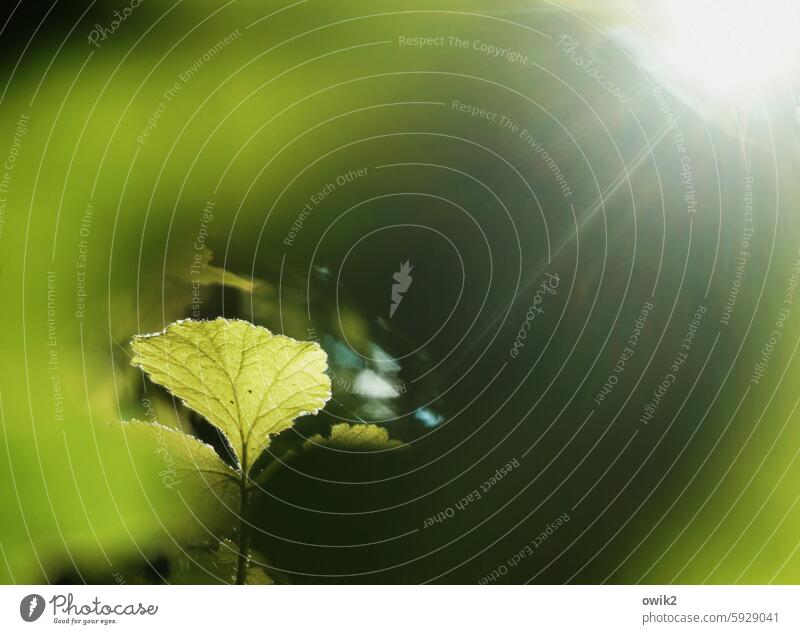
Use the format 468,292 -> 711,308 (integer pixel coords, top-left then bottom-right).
125,317 -> 401,584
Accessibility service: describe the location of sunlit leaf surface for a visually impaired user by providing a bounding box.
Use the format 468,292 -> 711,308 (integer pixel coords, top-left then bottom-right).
131,318 -> 331,472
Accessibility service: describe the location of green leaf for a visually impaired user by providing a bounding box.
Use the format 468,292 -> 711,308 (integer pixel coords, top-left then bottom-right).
308,423 -> 404,451
120,419 -> 240,517
190,248 -> 260,293
130,318 -> 331,472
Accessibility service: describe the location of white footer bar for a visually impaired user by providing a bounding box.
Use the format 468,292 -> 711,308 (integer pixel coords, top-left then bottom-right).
1,585 -> 796,632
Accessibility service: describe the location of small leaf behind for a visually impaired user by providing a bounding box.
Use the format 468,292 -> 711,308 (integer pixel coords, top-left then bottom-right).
308,423 -> 404,451
190,248 -> 260,293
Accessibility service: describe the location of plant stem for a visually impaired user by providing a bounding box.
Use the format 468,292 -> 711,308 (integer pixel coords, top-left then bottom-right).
235,469 -> 250,585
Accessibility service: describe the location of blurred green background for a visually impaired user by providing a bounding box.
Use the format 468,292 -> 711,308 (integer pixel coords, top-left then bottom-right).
1,0 -> 800,584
